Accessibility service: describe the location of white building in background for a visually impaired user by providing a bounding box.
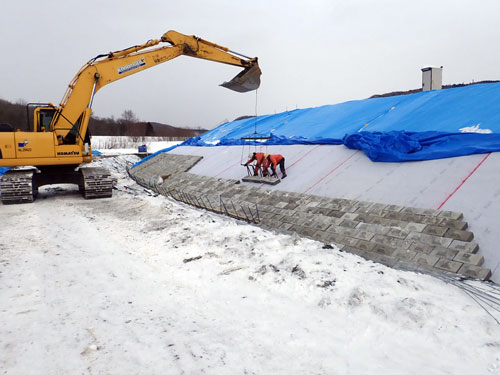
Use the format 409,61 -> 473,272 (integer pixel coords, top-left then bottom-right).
422,66 -> 443,91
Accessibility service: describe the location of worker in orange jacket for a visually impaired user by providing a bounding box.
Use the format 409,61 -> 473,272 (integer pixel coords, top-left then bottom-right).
266,153 -> 287,179
244,152 -> 268,176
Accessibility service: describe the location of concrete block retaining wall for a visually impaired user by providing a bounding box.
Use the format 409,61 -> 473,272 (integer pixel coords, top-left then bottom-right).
129,153 -> 492,280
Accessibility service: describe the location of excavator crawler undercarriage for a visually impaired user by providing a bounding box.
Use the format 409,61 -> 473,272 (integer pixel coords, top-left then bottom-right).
0,166 -> 112,204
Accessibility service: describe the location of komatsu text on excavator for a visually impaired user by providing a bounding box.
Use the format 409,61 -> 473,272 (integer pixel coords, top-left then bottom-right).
0,30 -> 261,204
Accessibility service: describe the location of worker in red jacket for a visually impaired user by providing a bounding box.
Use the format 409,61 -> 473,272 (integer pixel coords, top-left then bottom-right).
266,153 -> 287,179
244,152 -> 268,176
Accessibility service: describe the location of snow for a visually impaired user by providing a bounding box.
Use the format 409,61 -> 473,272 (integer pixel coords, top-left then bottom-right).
90,136 -> 182,155
1,154 -> 500,374
459,124 -> 493,134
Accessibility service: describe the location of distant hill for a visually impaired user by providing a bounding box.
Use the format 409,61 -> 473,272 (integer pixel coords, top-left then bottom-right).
0,98 -> 207,138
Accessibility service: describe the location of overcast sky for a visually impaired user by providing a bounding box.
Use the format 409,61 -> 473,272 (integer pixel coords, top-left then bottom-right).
1,0 -> 499,129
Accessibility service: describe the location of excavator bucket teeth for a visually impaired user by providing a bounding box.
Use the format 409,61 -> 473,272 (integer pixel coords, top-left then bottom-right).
220,63 -> 261,93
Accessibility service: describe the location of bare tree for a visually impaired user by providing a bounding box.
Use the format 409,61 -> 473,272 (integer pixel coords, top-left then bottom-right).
119,109 -> 138,124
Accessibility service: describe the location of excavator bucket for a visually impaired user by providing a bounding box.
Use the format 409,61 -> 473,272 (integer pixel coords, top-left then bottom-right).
220,62 -> 261,93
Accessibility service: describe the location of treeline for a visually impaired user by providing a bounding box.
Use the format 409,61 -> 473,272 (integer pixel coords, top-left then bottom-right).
0,99 -> 207,138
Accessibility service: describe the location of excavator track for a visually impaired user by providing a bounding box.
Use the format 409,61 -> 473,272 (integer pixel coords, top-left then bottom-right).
79,167 -> 113,199
0,169 -> 37,204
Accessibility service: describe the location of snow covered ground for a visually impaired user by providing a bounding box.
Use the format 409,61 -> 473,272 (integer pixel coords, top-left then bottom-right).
1,154 -> 500,374
90,136 -> 181,155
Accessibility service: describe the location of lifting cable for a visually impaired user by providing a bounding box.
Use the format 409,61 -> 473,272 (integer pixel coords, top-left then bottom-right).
433,272 -> 500,325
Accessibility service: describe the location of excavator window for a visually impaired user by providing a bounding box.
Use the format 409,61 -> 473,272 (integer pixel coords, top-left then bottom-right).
63,113 -> 83,144
38,109 -> 55,132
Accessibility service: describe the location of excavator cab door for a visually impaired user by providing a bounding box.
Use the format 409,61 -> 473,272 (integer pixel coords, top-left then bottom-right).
34,107 -> 56,132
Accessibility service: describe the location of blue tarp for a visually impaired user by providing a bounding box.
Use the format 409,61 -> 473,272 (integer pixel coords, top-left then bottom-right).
144,82 -> 500,163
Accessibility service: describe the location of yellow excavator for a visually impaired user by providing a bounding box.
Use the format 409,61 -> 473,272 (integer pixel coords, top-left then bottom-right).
0,30 -> 261,204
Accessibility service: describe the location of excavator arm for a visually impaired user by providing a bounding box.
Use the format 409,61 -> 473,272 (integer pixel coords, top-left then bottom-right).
54,30 -> 261,141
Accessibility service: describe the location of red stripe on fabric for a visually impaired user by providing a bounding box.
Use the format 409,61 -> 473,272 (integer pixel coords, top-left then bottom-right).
436,152 -> 491,210
287,145 -> 323,169
215,160 -> 242,177
303,150 -> 360,194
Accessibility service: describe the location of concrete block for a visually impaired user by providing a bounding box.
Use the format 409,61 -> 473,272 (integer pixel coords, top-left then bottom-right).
284,203 -> 299,211
400,213 -> 423,223
454,252 -> 484,266
294,217 -> 313,227
382,211 -> 404,221
331,226 -> 375,242
308,220 -> 332,232
279,222 -> 294,231
339,219 -> 359,229
314,207 -> 334,216
401,207 -> 440,216
351,230 -> 375,241
419,216 -> 443,225
326,232 -> 347,244
437,210 -> 463,220
448,239 -> 479,254
404,222 -> 427,233
322,209 -> 344,218
280,215 -> 295,224
363,205 -> 388,216
355,222 -> 390,235
275,201 -> 289,209
444,228 -> 474,242
326,225 -> 354,236
372,244 -> 396,257
371,253 -> 398,267
369,216 -> 394,226
355,239 -> 377,252
422,225 -> 448,237
434,259 -> 463,273
394,260 -> 419,273
371,234 -> 412,250
384,204 -> 405,212
393,249 -> 417,262
340,212 -> 359,221
413,253 -> 439,267
370,202 -> 389,211
313,230 -> 330,242
457,264 -> 492,280
306,200 -> 320,208
386,228 -> 410,239
290,225 -> 317,238
341,246 -> 369,259
339,236 -> 360,247
353,200 -> 373,209
430,246 -> 459,261
439,219 -> 468,231
406,232 -> 453,247
242,176 -> 280,185
345,203 -> 361,213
